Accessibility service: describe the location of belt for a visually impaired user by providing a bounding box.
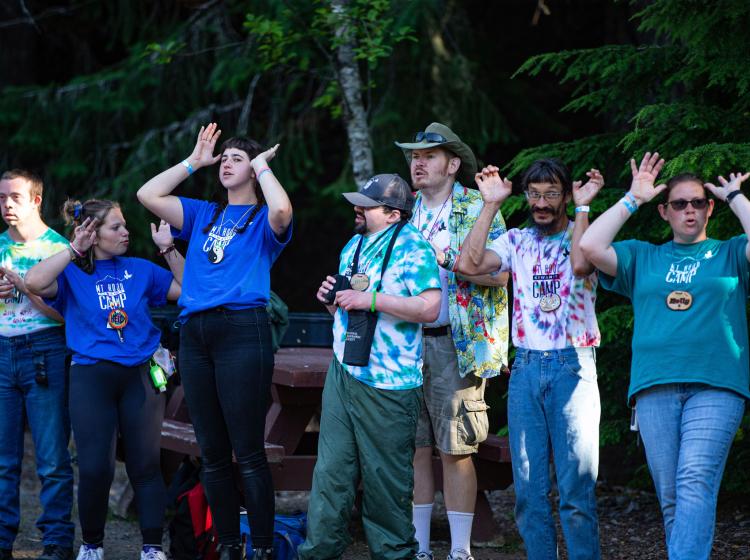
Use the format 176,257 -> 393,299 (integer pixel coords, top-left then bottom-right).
422,325 -> 449,337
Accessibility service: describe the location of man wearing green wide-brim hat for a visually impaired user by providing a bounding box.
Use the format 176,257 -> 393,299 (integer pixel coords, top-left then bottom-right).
395,123 -> 510,560
394,122 -> 478,187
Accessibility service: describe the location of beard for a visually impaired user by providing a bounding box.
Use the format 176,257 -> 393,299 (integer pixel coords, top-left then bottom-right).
354,213 -> 368,234
528,203 -> 566,235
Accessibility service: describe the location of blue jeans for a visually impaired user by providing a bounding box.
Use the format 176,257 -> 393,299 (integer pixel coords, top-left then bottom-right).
0,328 -> 74,549
508,347 -> 601,560
636,383 -> 745,560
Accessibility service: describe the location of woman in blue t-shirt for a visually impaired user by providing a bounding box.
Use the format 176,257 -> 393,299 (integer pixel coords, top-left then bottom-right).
579,152 -> 750,559
25,199 -> 184,560
137,123 -> 292,560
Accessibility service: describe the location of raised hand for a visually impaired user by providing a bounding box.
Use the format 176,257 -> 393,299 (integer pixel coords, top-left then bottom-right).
71,217 -> 98,254
150,219 -> 174,250
572,168 -> 605,206
629,152 -> 666,204
188,123 -> 222,169
705,172 -> 750,202
474,165 -> 512,205
251,144 -> 280,171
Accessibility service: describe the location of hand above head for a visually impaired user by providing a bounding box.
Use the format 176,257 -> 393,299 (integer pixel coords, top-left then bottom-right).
251,144 -> 280,171
629,151 -> 666,204
70,217 -> 98,254
316,275 -> 337,305
187,123 -> 222,169
573,168 -> 605,206
150,220 -> 174,250
474,165 -> 513,206
705,172 -> 750,201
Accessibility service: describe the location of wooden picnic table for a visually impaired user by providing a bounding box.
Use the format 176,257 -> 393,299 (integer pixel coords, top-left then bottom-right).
161,345 -> 511,541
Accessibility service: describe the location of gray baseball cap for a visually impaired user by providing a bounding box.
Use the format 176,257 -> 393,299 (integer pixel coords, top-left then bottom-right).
342,174 -> 415,213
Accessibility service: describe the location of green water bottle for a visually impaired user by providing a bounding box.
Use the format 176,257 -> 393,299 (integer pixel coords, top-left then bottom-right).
149,360 -> 167,393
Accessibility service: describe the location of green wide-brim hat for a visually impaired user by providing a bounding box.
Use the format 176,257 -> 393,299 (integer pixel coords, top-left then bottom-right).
394,122 -> 478,187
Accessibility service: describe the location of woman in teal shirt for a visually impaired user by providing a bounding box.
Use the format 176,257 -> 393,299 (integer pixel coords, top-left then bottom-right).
579,152 -> 750,560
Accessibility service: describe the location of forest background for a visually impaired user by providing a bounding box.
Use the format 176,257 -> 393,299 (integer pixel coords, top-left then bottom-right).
1,0 -> 749,494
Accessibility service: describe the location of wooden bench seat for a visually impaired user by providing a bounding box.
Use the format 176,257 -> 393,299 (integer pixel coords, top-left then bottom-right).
161,418 -> 285,464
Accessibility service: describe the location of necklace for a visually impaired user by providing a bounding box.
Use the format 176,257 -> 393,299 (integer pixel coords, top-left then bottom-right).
95,258 -> 128,342
348,225 -> 396,291
415,193 -> 451,242
534,226 -> 569,313
208,204 -> 256,264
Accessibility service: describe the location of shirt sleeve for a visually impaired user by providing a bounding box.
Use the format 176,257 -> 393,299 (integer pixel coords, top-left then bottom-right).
262,207 -> 293,254
403,237 -> 441,296
487,231 -> 512,272
598,240 -> 641,298
43,266 -> 71,314
145,260 -> 174,307
171,197 -> 209,241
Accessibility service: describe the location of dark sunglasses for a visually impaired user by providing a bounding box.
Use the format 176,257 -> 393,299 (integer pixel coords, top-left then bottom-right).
665,198 -> 708,211
415,131 -> 447,143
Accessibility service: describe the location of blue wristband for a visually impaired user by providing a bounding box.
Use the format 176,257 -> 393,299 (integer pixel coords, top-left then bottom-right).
181,160 -> 194,176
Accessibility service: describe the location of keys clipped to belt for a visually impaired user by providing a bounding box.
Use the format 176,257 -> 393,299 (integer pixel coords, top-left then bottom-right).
107,308 -> 129,342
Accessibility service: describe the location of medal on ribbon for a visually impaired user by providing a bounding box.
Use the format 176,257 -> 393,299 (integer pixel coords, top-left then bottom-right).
539,293 -> 561,313
107,308 -> 128,342
350,273 -> 370,291
666,290 -> 692,311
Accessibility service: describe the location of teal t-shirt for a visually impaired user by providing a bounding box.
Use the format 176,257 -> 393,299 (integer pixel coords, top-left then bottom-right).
332,222 -> 441,390
600,236 -> 750,402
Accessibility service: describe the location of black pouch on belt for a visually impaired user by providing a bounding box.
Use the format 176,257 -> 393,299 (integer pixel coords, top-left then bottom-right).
343,221 -> 406,367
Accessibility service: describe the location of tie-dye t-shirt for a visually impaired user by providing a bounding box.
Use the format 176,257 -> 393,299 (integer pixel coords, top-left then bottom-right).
0,228 -> 68,337
332,222 -> 441,390
488,222 -> 599,350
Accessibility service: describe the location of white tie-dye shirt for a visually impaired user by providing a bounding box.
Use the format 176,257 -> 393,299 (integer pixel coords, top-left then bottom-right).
332,222 -> 441,390
487,222 -> 599,350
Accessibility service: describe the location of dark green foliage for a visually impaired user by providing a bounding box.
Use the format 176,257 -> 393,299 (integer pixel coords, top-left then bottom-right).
512,0 -> 750,493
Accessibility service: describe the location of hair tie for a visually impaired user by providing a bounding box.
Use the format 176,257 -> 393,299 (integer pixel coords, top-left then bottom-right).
73,203 -> 82,220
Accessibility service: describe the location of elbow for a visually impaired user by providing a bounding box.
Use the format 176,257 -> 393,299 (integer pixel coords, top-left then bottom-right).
270,205 -> 293,229
572,262 -> 591,278
422,293 -> 441,323
24,271 -> 44,296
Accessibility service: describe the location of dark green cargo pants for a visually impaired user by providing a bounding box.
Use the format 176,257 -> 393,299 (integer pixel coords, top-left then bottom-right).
298,358 -> 421,560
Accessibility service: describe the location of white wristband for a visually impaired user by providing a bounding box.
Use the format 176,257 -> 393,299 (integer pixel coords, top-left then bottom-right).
181,160 -> 194,175
575,205 -> 590,213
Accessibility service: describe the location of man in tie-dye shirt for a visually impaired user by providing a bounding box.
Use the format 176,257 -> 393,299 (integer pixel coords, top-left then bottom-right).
0,170 -> 74,560
457,160 -> 604,560
299,174 -> 441,560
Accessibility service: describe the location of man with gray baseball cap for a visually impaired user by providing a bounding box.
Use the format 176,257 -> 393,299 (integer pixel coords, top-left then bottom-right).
395,123 -> 510,560
299,173 -> 441,560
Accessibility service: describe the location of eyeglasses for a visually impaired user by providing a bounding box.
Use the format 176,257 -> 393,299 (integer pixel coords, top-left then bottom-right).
665,198 -> 708,211
415,131 -> 447,143
525,190 -> 563,202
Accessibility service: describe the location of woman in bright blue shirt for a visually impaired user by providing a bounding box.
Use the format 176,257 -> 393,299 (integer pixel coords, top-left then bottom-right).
26,199 -> 184,560
580,152 -> 750,559
137,123 -> 293,560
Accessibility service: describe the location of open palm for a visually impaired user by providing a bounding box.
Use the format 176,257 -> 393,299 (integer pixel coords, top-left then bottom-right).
629,152 -> 666,203
189,123 -> 222,167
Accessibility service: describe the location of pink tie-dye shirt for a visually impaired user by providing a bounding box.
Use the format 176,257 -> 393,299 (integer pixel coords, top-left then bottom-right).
488,222 -> 599,350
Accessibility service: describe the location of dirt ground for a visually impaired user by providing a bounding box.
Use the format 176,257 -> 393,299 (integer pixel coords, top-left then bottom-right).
11,433 -> 750,559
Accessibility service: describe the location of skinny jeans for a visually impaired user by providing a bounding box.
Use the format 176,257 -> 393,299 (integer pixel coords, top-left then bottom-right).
70,360 -> 166,545
179,307 -> 275,548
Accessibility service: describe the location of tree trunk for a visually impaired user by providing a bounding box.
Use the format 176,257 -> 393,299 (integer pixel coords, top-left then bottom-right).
329,0 -> 373,188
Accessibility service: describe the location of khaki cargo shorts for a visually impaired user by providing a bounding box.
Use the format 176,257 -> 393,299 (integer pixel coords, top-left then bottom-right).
416,329 -> 489,454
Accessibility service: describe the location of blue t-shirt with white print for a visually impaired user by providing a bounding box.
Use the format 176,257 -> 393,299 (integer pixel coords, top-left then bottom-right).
47,256 -> 173,366
172,197 -> 292,320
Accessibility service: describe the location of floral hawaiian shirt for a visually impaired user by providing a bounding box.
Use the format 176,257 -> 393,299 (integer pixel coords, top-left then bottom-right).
413,183 -> 509,378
